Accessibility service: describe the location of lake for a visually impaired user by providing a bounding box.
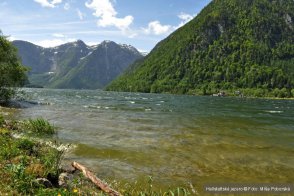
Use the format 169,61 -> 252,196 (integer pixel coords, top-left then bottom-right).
6,88 -> 294,193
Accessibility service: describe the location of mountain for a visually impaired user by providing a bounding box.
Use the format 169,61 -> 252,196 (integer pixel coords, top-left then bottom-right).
107,0 -> 294,97
13,40 -> 143,89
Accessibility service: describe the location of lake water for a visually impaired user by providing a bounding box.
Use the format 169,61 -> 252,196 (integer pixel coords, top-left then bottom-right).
6,88 -> 294,192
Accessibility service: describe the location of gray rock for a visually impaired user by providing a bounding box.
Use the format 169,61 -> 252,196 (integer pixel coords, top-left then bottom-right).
61,165 -> 76,173
58,172 -> 74,188
35,178 -> 53,188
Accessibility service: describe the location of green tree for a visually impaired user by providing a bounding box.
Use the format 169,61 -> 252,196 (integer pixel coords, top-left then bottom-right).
0,32 -> 27,102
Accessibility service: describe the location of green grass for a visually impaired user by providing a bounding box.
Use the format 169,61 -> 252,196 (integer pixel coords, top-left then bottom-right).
108,177 -> 192,196
0,114 -> 4,127
0,118 -> 64,195
0,126 -> 62,195
24,118 -> 55,135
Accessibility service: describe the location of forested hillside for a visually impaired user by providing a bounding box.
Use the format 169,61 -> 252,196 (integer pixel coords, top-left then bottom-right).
107,0 -> 294,97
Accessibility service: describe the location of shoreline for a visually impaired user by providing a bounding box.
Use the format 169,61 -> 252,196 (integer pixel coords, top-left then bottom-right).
0,115 -> 193,195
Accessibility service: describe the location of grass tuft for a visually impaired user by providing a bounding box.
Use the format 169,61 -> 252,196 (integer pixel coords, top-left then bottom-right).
0,115 -> 4,127
24,118 -> 55,135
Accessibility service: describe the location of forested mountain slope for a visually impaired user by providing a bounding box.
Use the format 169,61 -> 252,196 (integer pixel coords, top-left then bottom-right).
107,0 -> 294,97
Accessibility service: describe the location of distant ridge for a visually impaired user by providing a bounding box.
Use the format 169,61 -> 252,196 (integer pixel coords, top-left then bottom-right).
107,0 -> 294,97
13,40 -> 143,89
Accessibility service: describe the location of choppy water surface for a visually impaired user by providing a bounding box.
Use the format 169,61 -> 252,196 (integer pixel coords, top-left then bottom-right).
13,88 -> 294,191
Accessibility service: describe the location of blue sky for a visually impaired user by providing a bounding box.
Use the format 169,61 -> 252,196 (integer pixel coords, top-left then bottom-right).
0,0 -> 211,52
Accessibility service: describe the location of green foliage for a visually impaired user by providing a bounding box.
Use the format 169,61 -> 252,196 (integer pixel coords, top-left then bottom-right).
0,116 -> 64,195
16,138 -> 35,153
0,32 -> 27,102
107,0 -> 294,97
0,136 -> 61,194
0,128 -> 10,136
24,118 -> 55,135
0,114 -> 4,127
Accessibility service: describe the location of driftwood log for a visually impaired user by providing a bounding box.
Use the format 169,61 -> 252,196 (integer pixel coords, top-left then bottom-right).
72,161 -> 121,196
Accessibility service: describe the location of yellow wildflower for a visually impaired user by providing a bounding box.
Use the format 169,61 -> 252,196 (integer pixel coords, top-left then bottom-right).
73,188 -> 78,193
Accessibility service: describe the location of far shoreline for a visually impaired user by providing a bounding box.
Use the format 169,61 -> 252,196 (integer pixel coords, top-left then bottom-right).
18,87 -> 294,101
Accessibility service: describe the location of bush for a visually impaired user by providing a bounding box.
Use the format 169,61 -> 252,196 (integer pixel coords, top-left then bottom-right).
272,88 -> 290,98
0,115 -> 4,127
24,118 -> 55,135
0,128 -> 10,136
16,139 -> 35,153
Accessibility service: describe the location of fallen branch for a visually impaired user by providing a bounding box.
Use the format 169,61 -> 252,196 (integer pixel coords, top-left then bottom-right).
72,161 -> 121,196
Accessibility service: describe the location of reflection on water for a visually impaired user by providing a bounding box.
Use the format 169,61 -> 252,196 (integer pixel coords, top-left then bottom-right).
10,88 -> 294,191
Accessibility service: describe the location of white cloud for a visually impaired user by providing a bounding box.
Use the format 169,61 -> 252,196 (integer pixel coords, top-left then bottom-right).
138,49 -> 149,54
52,33 -> 65,38
143,21 -> 172,35
177,12 -> 194,28
85,41 -> 99,46
37,38 -> 76,47
77,9 -> 84,20
64,2 -> 70,10
142,12 -> 195,36
7,36 -> 17,41
34,0 -> 62,8
126,31 -> 137,38
85,0 -> 134,31
37,33 -> 76,47
52,0 -> 62,4
38,39 -> 66,47
178,13 -> 193,21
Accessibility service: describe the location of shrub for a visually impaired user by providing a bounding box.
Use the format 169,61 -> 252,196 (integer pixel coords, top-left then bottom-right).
24,118 -> 55,135
16,139 -> 35,154
0,115 -> 4,127
0,128 -> 10,136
